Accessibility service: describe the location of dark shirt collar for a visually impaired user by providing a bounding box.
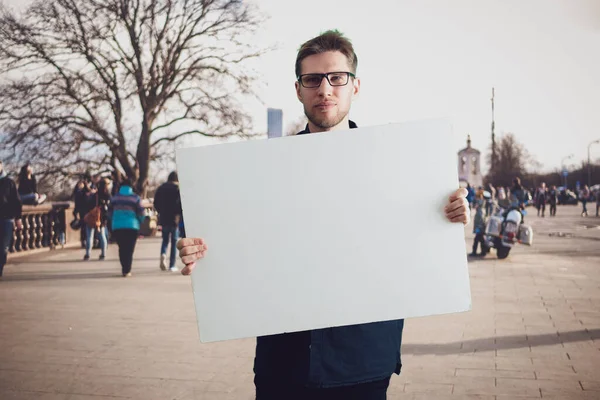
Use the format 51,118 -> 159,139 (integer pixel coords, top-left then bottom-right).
297,120 -> 358,135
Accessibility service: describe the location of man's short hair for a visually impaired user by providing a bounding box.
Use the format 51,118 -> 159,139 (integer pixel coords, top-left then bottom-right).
295,30 -> 358,78
168,171 -> 178,182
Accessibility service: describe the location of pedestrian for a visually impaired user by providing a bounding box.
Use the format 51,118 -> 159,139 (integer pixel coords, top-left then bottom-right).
580,185 -> 591,217
535,182 -> 547,217
0,160 -> 23,280
153,171 -> 183,272
485,183 -> 496,216
595,188 -> 600,217
548,185 -> 559,217
83,177 -> 111,260
175,30 -> 471,399
17,163 -> 47,205
466,183 -> 475,209
108,178 -> 145,277
470,191 -> 487,256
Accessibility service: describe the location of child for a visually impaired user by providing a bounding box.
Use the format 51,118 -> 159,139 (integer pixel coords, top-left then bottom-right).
470,191 -> 487,256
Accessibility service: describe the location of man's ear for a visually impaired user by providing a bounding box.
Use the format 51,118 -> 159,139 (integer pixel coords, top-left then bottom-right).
295,81 -> 303,102
352,76 -> 361,99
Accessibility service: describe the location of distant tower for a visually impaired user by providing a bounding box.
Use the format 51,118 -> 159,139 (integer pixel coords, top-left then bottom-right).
458,135 -> 483,188
267,108 -> 283,138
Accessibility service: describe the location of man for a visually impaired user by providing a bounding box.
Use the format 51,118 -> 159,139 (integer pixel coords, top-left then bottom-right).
485,183 -> 496,216
154,171 -> 182,272
0,160 -> 23,279
176,30 -> 470,399
548,185 -> 559,217
580,185 -> 591,217
535,182 -> 547,217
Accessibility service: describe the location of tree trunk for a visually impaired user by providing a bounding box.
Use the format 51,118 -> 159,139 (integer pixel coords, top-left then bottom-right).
136,118 -> 151,197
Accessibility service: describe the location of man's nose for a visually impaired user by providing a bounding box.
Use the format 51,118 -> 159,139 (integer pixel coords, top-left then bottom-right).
317,76 -> 333,96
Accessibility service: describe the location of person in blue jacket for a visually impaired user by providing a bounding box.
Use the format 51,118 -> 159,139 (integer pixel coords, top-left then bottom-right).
175,30 -> 471,400
109,178 -> 145,277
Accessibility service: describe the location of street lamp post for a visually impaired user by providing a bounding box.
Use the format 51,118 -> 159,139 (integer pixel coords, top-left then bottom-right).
588,139 -> 600,187
561,154 -> 574,188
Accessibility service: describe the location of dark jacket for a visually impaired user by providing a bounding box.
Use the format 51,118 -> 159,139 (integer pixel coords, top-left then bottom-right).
254,120 -> 404,388
0,174 -> 22,219
18,175 -> 37,195
153,181 -> 182,226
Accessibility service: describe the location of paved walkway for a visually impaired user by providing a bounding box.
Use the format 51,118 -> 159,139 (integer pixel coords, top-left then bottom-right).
0,205 -> 599,399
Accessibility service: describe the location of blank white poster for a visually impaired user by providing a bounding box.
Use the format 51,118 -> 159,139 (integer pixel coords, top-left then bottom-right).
176,119 -> 471,343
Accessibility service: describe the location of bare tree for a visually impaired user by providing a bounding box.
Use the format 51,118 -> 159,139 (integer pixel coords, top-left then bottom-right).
486,133 -> 539,187
285,116 -> 307,136
0,0 -> 268,195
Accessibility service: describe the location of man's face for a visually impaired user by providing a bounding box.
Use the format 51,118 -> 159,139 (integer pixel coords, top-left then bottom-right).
295,51 -> 360,132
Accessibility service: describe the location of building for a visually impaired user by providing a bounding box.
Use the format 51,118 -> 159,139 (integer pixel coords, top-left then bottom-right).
267,108 -> 283,138
458,135 -> 483,188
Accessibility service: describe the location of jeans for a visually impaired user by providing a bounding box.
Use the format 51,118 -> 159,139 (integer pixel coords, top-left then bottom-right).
472,232 -> 485,254
19,193 -> 37,205
161,225 -> 179,268
85,225 -> 107,257
255,376 -> 390,400
582,200 -> 588,215
113,229 -> 138,275
0,219 -> 14,276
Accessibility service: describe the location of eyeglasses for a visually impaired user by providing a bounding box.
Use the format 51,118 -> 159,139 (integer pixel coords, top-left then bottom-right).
297,72 -> 355,88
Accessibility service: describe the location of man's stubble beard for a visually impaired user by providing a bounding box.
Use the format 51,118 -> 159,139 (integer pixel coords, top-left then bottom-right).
304,105 -> 349,130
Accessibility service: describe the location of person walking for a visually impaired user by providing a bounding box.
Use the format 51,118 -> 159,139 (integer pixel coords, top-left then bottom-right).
580,185 -> 591,217
548,185 -> 559,217
109,179 -> 145,277
0,160 -> 23,279
470,192 -> 487,256
535,183 -> 547,217
153,171 -> 183,272
83,177 -> 111,260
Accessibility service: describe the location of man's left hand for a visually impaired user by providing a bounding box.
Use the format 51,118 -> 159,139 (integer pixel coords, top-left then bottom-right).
445,188 -> 470,225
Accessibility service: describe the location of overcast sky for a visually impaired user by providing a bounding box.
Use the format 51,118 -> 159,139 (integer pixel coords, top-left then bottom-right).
3,0 -> 600,174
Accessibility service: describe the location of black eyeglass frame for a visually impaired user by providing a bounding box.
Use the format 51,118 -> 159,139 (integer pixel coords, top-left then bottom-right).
297,72 -> 356,88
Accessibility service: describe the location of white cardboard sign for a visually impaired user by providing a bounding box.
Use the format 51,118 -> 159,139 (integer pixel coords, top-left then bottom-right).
176,119 -> 471,343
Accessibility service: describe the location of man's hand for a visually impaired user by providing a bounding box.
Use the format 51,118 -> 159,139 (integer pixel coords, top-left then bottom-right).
176,238 -> 208,276
15,218 -> 23,230
445,188 -> 470,225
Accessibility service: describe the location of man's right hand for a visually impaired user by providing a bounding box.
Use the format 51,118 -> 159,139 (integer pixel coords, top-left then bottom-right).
176,238 -> 208,276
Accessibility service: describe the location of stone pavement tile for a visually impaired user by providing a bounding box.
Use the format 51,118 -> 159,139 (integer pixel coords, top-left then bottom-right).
403,382 -> 453,394
580,381 -> 600,391
450,354 -> 496,369
388,394 -> 493,400
0,390 -> 68,400
495,397 -> 540,400
542,394 -> 600,400
456,367 -> 535,379
495,357 -> 535,371
497,377 -> 583,397
495,347 -> 533,358
0,370 -> 74,394
395,367 -> 456,385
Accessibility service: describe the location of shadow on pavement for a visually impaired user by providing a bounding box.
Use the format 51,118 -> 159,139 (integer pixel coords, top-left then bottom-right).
402,329 -> 600,355
1,269 -> 160,281
14,257 -> 163,264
